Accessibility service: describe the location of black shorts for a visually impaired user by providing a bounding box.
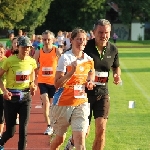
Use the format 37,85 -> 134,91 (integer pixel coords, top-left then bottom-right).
88,94 -> 110,124
38,83 -> 56,98
0,94 -> 4,124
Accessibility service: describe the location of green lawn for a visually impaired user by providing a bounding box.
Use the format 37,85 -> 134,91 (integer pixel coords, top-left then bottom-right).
0,39 -> 7,46
112,40 -> 150,46
61,48 -> 150,150
0,38 -> 8,41
105,48 -> 150,150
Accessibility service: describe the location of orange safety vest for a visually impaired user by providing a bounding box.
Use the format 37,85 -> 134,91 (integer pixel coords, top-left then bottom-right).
38,47 -> 58,85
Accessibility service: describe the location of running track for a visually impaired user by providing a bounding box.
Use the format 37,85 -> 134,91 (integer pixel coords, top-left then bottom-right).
3,86 -> 51,150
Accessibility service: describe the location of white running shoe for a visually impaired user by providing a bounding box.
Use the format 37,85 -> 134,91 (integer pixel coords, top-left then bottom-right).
64,136 -> 75,150
16,118 -> 19,125
44,126 -> 53,135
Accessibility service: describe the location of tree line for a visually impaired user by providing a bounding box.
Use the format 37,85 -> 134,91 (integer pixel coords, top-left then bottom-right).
1,0 -> 150,35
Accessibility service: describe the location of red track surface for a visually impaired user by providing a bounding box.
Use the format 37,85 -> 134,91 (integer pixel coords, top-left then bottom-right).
3,88 -> 51,150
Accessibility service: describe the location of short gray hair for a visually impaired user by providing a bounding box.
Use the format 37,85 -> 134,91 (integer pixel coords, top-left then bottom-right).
42,30 -> 55,38
93,19 -> 111,30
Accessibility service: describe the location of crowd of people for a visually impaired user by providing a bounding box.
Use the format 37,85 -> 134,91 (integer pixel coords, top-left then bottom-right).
0,19 -> 121,150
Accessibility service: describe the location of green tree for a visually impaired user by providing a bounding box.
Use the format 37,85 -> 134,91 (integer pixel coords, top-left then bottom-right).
107,0 -> 150,40
111,0 -> 150,24
36,0 -> 106,34
16,0 -> 53,35
0,0 -> 31,28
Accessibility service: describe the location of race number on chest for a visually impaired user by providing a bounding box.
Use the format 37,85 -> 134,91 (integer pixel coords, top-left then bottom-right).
16,71 -> 30,83
42,67 -> 53,76
94,71 -> 108,85
74,85 -> 86,98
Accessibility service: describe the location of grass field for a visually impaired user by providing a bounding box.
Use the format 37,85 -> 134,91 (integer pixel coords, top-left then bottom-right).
62,48 -> 150,150
0,38 -> 8,41
115,40 -> 150,46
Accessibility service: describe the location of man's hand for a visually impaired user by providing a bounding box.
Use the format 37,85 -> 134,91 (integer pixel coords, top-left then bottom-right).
113,74 -> 122,85
3,90 -> 12,100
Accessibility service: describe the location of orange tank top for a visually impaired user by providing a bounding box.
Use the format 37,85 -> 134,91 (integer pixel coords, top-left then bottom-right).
38,47 -> 58,85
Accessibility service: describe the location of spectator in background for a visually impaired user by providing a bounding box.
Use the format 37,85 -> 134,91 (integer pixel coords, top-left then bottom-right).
5,37 -> 19,58
57,31 -> 65,48
5,33 -> 14,50
31,34 -> 36,43
90,30 -> 95,39
32,35 -> 43,50
18,30 -> 23,38
30,34 -> 36,57
17,30 -> 24,44
64,32 -> 71,50
36,35 -> 43,50
87,31 -> 91,40
113,32 -> 118,43
23,32 -> 28,37
53,38 -> 59,48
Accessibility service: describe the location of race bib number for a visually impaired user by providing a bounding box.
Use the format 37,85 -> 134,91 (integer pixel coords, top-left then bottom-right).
74,85 -> 86,98
16,71 -> 30,83
94,71 -> 108,85
42,67 -> 53,76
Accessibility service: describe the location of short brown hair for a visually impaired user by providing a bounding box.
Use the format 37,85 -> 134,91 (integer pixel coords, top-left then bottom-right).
71,28 -> 86,39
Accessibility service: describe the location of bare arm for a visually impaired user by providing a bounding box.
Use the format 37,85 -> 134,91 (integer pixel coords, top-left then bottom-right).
33,50 -> 40,76
29,69 -> 37,96
0,68 -> 7,92
111,67 -> 122,85
0,68 -> 12,100
29,69 -> 36,85
33,50 -> 40,66
54,71 -> 74,89
111,67 -> 121,76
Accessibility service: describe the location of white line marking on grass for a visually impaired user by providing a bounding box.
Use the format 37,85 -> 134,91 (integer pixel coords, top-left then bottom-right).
120,61 -> 150,102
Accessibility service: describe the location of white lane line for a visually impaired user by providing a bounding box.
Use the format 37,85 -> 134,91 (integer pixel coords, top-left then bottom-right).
35,105 -> 42,108
120,61 -> 150,102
